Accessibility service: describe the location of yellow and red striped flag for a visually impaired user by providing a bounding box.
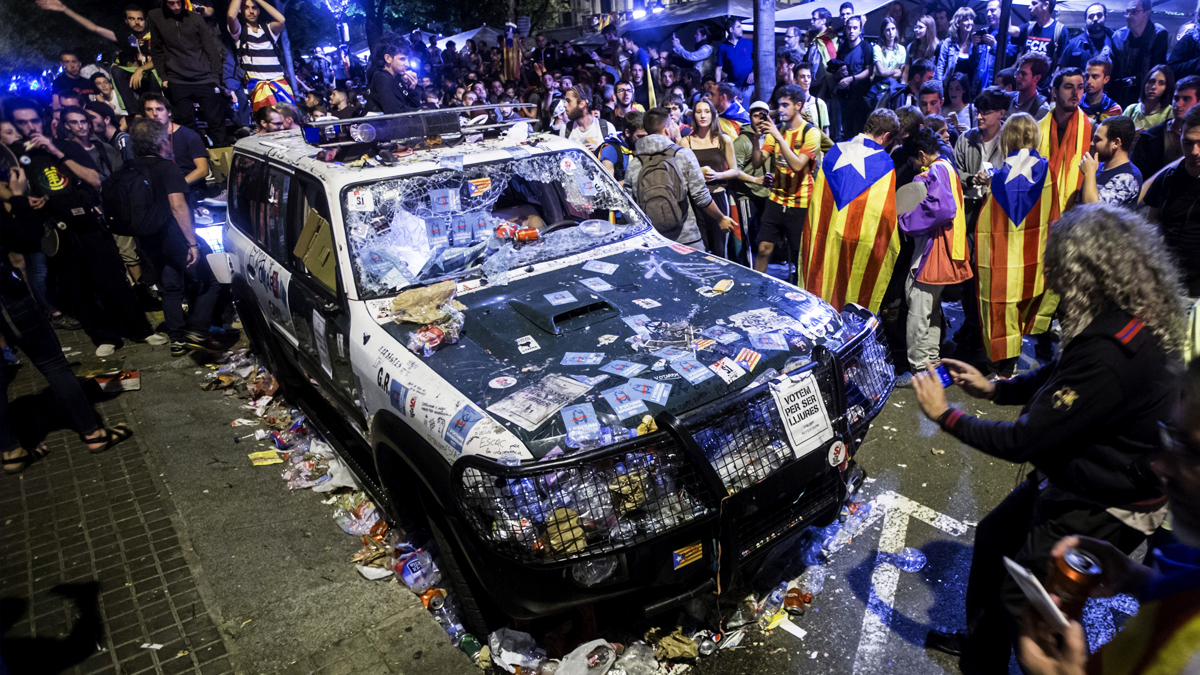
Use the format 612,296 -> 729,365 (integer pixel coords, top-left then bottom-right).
1038,107 -> 1092,214
734,348 -> 761,371
976,149 -> 1061,362
800,134 -> 899,314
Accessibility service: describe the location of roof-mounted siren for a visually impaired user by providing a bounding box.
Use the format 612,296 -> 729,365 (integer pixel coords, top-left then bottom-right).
300,105 -> 538,149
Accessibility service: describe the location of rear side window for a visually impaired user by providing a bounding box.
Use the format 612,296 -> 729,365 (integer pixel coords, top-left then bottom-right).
265,167 -> 292,261
229,154 -> 267,243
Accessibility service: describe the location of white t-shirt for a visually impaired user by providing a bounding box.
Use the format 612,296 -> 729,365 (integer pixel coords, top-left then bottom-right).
564,118 -> 608,149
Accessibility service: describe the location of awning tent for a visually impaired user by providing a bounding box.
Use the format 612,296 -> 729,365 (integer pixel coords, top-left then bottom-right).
621,0 -> 755,46
436,26 -> 504,50
776,0 -> 920,35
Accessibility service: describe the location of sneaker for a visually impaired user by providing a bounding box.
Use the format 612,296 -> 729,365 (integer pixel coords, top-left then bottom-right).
96,344 -> 117,358
170,342 -> 188,358
183,332 -> 226,354
50,314 -> 82,330
894,372 -> 914,388
142,333 -> 169,346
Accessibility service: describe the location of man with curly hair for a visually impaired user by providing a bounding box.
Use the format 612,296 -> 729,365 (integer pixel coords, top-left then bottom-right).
915,202 -> 1187,674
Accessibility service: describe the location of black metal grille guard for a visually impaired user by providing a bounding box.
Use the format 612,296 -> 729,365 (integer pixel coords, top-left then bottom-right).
449,311 -> 893,568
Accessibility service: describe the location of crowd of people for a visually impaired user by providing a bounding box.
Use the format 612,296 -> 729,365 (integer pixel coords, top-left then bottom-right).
3,0 -> 1200,672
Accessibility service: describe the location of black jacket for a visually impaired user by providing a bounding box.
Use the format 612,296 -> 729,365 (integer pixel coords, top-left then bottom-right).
1169,28 -> 1200,81
148,5 -> 223,86
1,197 -> 45,302
1111,23 -> 1170,106
1131,119 -> 1172,180
367,70 -> 420,114
939,308 -> 1178,507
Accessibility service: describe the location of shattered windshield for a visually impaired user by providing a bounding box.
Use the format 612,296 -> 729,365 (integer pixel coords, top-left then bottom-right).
342,148 -> 650,300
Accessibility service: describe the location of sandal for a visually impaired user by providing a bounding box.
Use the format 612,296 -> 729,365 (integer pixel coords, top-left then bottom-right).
83,424 -> 133,454
3,445 -> 50,474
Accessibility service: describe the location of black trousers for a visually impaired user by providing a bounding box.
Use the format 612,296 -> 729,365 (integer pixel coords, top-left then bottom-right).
957,197 -> 985,346
839,96 -> 871,143
50,226 -> 152,347
141,237 -> 220,342
959,477 -> 1148,675
167,82 -> 229,147
0,294 -> 101,453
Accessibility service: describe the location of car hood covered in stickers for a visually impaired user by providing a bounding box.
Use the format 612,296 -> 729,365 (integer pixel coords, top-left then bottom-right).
378,241 -> 847,459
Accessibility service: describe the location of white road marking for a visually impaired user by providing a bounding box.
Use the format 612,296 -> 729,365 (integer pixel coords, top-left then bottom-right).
855,506 -> 907,672
851,492 -> 969,672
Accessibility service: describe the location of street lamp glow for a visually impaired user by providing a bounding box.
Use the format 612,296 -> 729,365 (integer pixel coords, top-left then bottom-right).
632,8 -> 647,18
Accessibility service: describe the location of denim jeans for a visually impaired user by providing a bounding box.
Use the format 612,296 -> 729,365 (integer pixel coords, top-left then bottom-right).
22,251 -> 59,316
0,295 -> 100,453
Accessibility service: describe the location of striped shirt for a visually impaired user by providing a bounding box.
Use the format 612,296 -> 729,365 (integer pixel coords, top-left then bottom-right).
239,24 -> 284,81
763,122 -> 819,208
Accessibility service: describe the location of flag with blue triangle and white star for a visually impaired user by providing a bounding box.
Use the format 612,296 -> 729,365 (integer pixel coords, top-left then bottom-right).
801,134 -> 899,314
976,149 -> 1061,362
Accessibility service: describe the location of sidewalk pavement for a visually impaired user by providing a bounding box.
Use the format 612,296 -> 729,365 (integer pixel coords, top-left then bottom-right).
1,325 -> 475,675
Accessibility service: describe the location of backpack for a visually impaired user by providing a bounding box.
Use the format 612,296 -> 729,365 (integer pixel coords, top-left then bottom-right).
600,138 -> 632,182
636,145 -> 689,241
101,160 -> 169,236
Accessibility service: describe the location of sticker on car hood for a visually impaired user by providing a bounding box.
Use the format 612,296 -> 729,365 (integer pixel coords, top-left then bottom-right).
489,376 -> 519,389
487,374 -> 592,432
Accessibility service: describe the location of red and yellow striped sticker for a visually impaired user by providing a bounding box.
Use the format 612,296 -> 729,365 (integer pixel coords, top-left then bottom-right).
673,542 -> 703,570
735,348 -> 762,371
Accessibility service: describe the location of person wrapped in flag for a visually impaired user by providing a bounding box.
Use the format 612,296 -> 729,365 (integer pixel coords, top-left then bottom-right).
897,128 -> 973,384
503,23 -> 523,84
976,113 -> 1062,373
749,85 -> 821,281
227,0 -> 294,113
1038,68 -> 1094,214
800,108 -> 901,314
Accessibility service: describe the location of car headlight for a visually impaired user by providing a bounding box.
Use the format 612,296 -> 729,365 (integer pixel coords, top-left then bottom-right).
571,556 -> 620,586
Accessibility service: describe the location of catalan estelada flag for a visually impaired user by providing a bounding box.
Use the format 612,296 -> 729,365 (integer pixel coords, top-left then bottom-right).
502,25 -> 522,84
800,134 -> 899,314
1038,107 -> 1092,214
976,149 -> 1061,362
248,77 -> 294,112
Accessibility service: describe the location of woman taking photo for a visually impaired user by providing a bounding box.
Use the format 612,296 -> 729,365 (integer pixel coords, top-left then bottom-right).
935,7 -> 980,84
682,99 -> 740,257
1125,65 -> 1175,132
944,72 -> 975,133
904,15 -> 940,82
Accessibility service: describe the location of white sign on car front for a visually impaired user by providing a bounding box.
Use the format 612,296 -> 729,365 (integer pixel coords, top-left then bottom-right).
770,372 -> 834,459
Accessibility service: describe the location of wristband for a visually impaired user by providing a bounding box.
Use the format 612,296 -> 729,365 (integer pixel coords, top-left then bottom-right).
935,408 -> 955,428
188,244 -> 199,248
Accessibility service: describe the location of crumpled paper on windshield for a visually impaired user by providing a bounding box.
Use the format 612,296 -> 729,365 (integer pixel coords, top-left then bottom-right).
645,626 -> 699,660
390,279 -> 467,324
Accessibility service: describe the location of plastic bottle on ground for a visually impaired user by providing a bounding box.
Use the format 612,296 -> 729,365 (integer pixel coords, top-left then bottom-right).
798,565 -> 826,596
757,582 -> 788,629
892,547 -> 927,572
